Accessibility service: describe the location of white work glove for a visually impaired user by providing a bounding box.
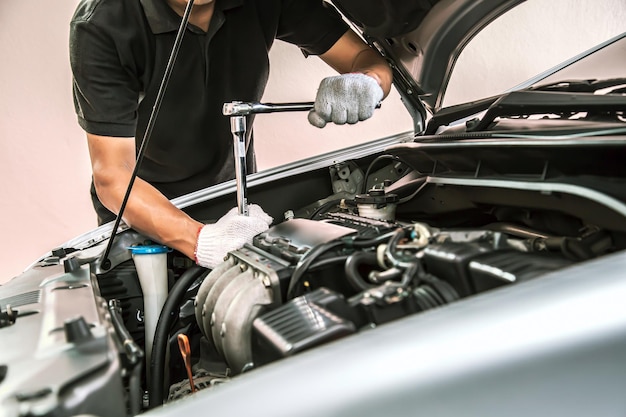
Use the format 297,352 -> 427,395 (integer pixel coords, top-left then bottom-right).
308,73 -> 384,128
195,204 -> 273,269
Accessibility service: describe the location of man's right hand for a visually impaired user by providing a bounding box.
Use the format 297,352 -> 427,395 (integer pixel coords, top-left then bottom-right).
194,204 -> 273,269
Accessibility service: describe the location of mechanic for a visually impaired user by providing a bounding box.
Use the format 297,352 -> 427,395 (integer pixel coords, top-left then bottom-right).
70,0 -> 392,269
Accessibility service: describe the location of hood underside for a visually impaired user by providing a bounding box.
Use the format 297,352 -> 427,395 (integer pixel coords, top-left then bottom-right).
332,0 -> 525,112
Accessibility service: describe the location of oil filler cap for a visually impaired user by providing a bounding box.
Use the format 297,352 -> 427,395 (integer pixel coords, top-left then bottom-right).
355,189 -> 399,206
355,190 -> 399,221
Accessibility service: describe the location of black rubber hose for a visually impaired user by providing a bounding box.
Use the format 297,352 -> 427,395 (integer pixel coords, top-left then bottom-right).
129,359 -> 144,416
148,265 -> 208,409
108,300 -> 144,414
361,154 -> 417,194
286,230 -> 405,299
350,230 -> 399,249
344,251 -> 379,292
308,255 -> 349,271
108,300 -> 143,362
287,240 -> 345,298
308,198 -> 343,220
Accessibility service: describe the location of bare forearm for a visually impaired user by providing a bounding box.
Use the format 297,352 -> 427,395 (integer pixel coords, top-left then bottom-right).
350,48 -> 393,98
320,30 -> 393,98
95,173 -> 202,259
87,134 -> 202,259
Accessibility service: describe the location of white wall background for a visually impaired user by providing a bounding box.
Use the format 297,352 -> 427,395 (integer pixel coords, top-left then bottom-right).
1,0 -> 624,283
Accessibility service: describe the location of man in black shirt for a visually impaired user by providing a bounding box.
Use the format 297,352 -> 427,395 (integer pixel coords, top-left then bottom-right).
70,0 -> 392,268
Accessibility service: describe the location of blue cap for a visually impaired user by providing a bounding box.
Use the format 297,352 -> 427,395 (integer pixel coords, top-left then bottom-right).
128,245 -> 171,255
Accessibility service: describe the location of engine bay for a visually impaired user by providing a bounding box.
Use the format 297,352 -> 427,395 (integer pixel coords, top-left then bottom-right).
87,140 -> 624,411
3,137 -> 626,416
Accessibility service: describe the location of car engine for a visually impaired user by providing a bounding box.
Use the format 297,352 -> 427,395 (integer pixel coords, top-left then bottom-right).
2,142 -> 623,416
191,211 -> 574,377
82,136 -> 626,414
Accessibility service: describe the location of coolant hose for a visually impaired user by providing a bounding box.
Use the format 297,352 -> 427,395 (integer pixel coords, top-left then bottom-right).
108,299 -> 144,415
351,230 -> 399,248
129,359 -> 144,415
344,251 -> 379,292
287,240 -> 345,298
286,230 -> 403,298
148,265 -> 208,409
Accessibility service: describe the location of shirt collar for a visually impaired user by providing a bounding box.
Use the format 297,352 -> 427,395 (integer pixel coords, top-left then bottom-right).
140,0 -> 244,34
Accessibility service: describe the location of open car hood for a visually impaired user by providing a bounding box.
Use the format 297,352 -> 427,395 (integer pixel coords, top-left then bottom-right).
332,0 -> 525,113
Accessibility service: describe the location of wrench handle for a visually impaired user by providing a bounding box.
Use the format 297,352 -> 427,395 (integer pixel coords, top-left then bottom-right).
225,100 -> 383,216
224,101 -> 381,116
230,115 -> 249,216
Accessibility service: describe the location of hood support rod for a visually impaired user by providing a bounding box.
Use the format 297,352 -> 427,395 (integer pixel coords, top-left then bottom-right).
99,0 -> 195,271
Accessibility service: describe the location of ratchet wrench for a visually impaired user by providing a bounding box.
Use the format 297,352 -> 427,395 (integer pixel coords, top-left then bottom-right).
223,101 -> 382,216
223,101 -> 317,216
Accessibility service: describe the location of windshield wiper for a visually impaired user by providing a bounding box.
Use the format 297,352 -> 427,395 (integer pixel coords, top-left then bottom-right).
530,78 -> 626,94
466,90 -> 626,132
424,95 -> 501,135
426,88 -> 626,135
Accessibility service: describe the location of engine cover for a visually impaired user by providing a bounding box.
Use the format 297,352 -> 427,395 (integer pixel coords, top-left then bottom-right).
194,216 -> 398,373
194,215 -> 572,374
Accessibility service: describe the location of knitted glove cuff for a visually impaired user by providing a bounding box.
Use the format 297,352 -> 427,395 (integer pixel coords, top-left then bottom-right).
194,204 -> 273,269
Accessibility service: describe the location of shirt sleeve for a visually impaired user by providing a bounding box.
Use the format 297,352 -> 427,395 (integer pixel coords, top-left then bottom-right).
70,8 -> 140,137
277,0 -> 349,56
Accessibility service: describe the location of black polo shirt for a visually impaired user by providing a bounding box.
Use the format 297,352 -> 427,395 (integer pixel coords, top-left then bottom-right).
70,0 -> 348,222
